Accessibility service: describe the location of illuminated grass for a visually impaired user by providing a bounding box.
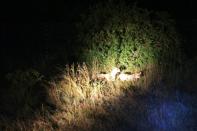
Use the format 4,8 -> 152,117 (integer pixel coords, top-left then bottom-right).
0,63 -> 196,131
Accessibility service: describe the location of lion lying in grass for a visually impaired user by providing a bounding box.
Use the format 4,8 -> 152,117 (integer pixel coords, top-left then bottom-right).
118,72 -> 141,81
94,67 -> 142,82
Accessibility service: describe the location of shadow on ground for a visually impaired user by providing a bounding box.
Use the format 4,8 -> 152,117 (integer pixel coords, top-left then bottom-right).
88,84 -> 197,131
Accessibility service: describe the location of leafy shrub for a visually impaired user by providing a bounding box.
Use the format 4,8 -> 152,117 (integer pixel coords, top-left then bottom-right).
76,2 -> 182,72
6,69 -> 43,87
4,69 -> 44,116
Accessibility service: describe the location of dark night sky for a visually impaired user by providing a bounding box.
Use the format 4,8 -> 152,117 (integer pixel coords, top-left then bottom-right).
0,0 -> 196,21
0,0 -> 196,46
0,0 -> 196,68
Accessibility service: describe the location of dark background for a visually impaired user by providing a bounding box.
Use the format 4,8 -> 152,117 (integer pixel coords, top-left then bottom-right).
0,0 -> 196,73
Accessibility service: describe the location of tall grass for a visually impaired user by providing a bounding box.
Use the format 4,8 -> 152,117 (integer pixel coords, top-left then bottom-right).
0,61 -> 196,131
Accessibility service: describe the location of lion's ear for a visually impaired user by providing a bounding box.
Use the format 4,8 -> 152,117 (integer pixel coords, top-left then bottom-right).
119,65 -> 127,71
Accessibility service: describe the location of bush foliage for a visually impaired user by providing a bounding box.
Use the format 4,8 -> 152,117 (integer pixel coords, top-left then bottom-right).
76,2 -> 182,72
4,69 -> 44,116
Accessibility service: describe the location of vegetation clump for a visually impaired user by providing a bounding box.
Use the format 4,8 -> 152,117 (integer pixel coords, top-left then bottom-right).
76,2 -> 182,72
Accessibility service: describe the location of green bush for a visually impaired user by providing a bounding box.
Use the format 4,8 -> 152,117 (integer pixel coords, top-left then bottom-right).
76,2 -> 182,72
